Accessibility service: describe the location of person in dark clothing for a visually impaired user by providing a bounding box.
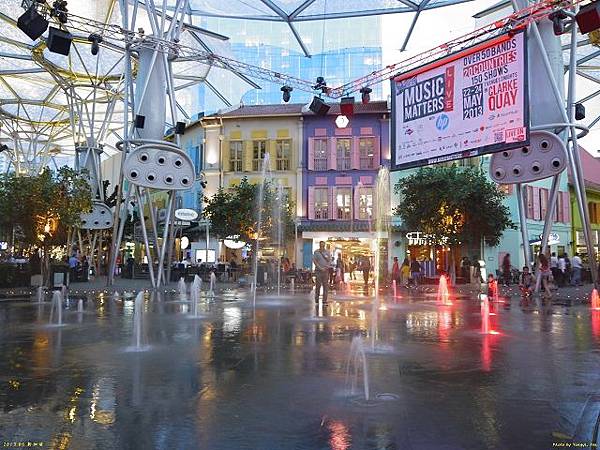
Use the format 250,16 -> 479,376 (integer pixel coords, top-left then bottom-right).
501,253 -> 511,286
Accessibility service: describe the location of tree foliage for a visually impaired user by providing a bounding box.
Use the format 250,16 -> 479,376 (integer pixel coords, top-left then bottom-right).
393,165 -> 515,247
204,177 -> 295,243
0,167 -> 93,250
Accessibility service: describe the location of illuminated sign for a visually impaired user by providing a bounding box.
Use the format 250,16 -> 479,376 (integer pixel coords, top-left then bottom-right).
391,31 -> 528,170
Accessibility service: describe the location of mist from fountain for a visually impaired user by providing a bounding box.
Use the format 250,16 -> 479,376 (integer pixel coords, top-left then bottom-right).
49,291 -> 64,326
35,286 -> 44,303
77,299 -> 84,313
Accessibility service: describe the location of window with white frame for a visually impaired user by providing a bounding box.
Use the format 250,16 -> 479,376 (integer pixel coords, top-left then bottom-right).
314,188 -> 329,220
276,140 -> 291,171
359,138 -> 375,169
336,188 -> 352,220
314,139 -> 328,171
358,187 -> 373,220
336,138 -> 351,170
252,140 -> 267,171
229,141 -> 243,172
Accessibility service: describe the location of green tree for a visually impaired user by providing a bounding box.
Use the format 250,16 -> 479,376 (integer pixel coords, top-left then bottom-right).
393,165 -> 515,248
0,166 -> 92,256
203,177 -> 295,243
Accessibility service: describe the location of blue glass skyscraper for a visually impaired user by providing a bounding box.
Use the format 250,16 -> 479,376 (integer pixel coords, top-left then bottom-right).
197,16 -> 382,111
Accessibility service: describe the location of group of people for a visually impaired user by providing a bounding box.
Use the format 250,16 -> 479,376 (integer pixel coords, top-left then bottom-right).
312,241 -> 374,303
391,256 -> 422,288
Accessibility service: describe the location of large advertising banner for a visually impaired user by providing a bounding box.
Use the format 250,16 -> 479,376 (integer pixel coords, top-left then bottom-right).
391,31 -> 528,170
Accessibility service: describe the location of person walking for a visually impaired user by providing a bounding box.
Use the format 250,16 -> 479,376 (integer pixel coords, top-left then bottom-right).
361,256 -> 372,288
571,253 -> 583,286
501,253 -> 512,286
557,254 -> 566,287
410,257 -> 421,287
313,241 -> 331,303
550,252 -> 559,285
401,258 -> 410,287
391,257 -> 401,288
538,253 -> 553,298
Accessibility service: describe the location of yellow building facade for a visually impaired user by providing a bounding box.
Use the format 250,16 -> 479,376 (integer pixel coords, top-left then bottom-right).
201,104 -> 304,263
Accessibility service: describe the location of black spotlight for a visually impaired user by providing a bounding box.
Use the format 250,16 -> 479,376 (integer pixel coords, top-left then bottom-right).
309,96 -> 330,116
175,121 -> 186,135
360,87 -> 372,104
51,0 -> 68,24
549,11 -> 568,35
314,76 -> 327,93
88,33 -> 103,55
17,4 -> 48,40
135,114 -> 146,129
281,85 -> 293,103
575,103 -> 586,120
47,26 -> 72,56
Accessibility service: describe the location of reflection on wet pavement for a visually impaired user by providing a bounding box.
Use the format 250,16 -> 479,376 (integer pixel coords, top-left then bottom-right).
0,289 -> 598,449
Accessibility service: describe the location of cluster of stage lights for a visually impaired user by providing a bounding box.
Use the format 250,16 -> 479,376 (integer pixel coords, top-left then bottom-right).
280,77 -> 373,128
16,0 -> 102,57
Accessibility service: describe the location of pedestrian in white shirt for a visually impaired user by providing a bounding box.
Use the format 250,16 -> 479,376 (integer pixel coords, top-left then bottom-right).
571,253 -> 583,286
558,255 -> 566,287
550,252 -> 559,286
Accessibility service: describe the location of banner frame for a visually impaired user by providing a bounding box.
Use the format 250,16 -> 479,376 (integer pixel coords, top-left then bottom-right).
390,29 -> 530,171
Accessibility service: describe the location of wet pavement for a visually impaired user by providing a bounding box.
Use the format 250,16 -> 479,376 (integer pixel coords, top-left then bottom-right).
0,287 -> 598,450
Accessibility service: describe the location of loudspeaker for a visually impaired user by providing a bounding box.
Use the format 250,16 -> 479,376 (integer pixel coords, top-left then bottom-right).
576,2 -> 600,34
135,115 -> 146,129
340,96 -> 355,116
309,96 -> 330,116
17,6 -> 48,40
575,103 -> 586,120
175,121 -> 186,135
46,27 -> 72,56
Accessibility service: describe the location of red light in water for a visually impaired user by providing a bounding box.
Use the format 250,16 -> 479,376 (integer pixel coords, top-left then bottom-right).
328,420 -> 351,450
481,335 -> 491,371
592,311 -> 600,339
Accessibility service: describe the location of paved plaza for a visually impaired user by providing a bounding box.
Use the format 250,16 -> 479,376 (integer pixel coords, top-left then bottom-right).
0,283 -> 598,449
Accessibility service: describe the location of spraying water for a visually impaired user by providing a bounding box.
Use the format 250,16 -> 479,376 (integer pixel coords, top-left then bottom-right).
253,153 -> 271,308
113,291 -> 120,301
481,294 -> 490,334
132,292 -> 146,350
61,284 -> 68,301
36,286 -> 44,303
190,275 -> 203,317
49,291 -> 64,326
370,167 -> 390,351
208,271 -> 216,297
177,277 -> 187,296
590,288 -> 599,310
437,275 -> 451,305
77,299 -> 84,313
392,280 -> 397,299
345,336 -> 370,401
275,181 -> 284,297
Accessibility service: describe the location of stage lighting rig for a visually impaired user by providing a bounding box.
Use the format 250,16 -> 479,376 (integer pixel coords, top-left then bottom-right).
281,86 -> 293,103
